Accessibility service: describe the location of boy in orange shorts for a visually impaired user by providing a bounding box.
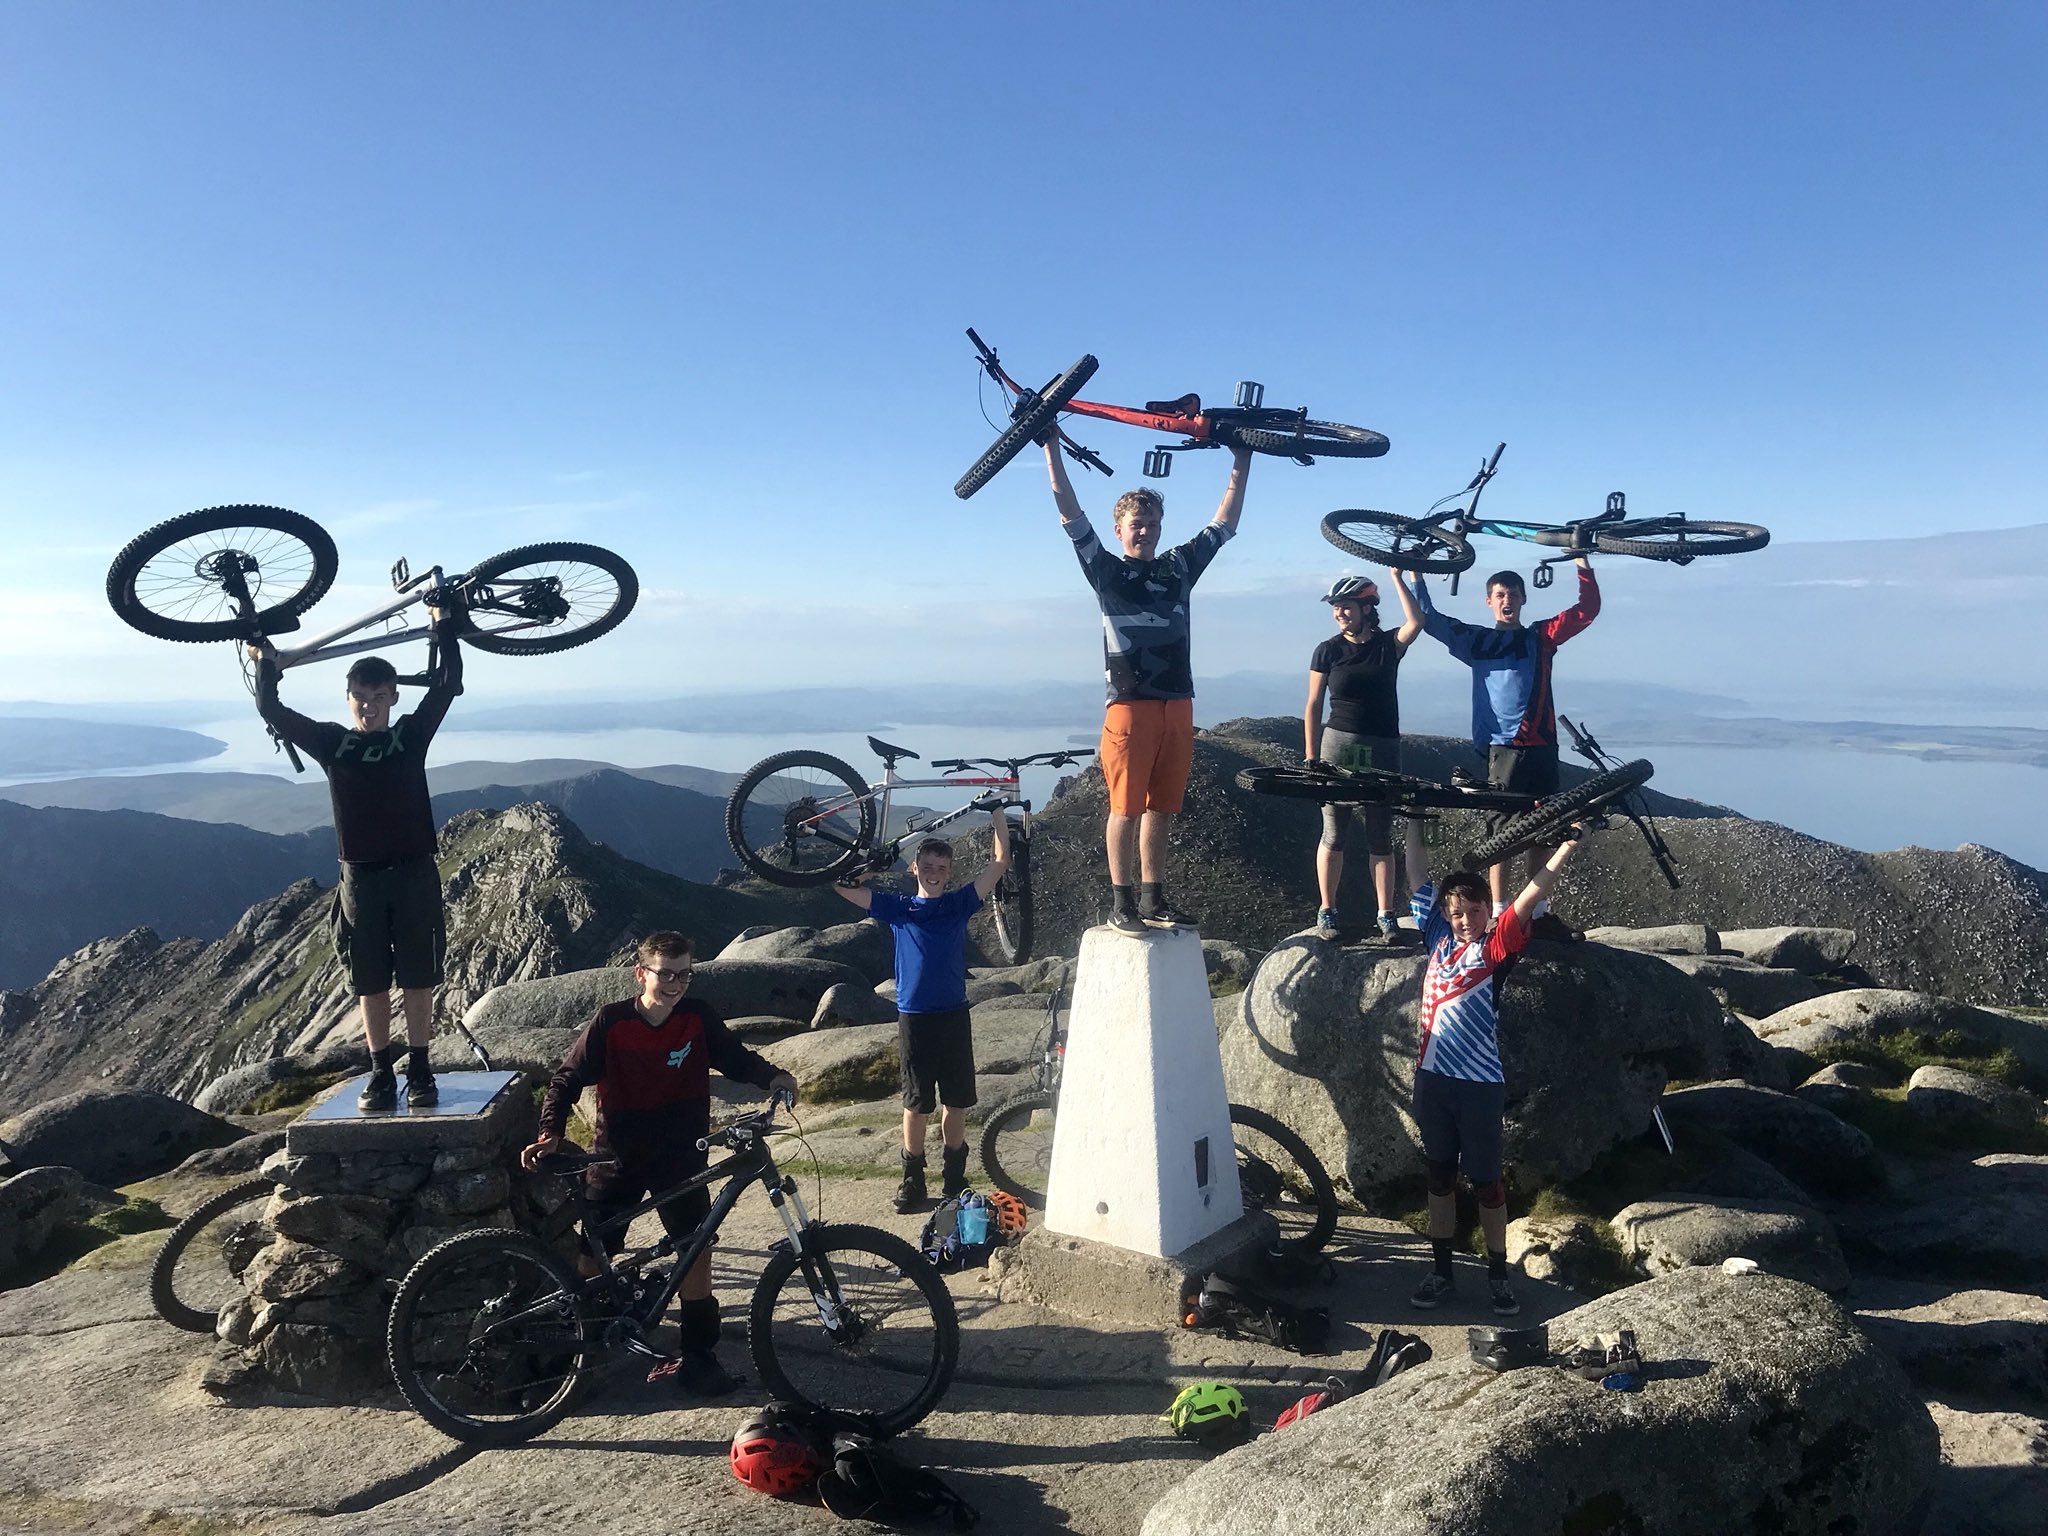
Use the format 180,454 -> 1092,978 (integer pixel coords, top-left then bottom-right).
1042,433 -> 1253,933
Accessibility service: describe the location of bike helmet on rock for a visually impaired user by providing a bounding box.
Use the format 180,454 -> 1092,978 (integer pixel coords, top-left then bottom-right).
1273,1375 -> 1351,1431
1467,1323 -> 1550,1373
730,1404 -> 827,1497
1321,574 -> 1379,604
1165,1382 -> 1251,1448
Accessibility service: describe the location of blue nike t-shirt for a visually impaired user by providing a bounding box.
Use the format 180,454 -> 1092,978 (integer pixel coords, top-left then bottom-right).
867,884 -> 984,1014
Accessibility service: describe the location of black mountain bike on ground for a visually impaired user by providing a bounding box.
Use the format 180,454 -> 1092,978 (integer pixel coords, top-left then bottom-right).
977,990 -> 1341,1253
1320,442 -> 1768,590
149,1178 -> 278,1332
725,738 -> 1092,963
1236,717 -> 1680,888
386,1101 -> 958,1446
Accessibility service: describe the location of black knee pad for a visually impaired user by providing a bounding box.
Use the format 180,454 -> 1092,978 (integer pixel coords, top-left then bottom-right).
1424,1160 -> 1458,1199
1475,1177 -> 1507,1209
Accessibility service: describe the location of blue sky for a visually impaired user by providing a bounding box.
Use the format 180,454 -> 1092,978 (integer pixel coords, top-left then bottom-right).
2,2 -> 2042,706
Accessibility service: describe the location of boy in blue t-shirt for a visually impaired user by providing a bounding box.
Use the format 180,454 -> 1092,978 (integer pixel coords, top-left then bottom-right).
834,806 -> 1011,1212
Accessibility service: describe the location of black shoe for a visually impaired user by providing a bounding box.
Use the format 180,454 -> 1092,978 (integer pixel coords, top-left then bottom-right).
1489,1274 -> 1522,1316
940,1144 -> 970,1200
1138,896 -> 1199,930
1528,912 -> 1584,943
654,1350 -> 740,1396
356,1071 -> 397,1113
404,1069 -> 439,1109
1107,908 -> 1147,936
893,1154 -> 928,1214
1409,1270 -> 1456,1310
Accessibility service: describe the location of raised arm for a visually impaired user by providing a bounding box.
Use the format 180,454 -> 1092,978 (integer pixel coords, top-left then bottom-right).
246,643 -> 335,760
832,868 -> 875,912
1211,443 -> 1254,534
1540,559 -> 1601,646
1509,827 -> 1583,927
1042,435 -> 1088,527
972,805 -> 1012,900
1390,570 -> 1424,650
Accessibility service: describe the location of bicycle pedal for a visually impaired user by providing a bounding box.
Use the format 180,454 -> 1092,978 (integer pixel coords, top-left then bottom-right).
1143,447 -> 1173,478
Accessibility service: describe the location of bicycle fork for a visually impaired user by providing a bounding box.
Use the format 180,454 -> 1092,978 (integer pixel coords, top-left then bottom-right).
764,1176 -> 866,1345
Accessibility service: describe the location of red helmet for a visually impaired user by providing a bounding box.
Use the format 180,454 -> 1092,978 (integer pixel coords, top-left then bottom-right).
1274,1375 -> 1352,1431
730,1407 -> 825,1497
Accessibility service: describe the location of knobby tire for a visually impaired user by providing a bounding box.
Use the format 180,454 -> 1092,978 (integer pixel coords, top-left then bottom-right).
1319,509 -> 1474,574
148,1177 -> 279,1333
1458,760 -> 1656,871
954,354 -> 1100,499
1591,520 -> 1771,561
1221,418 -> 1390,460
459,542 -> 638,656
989,826 -> 1034,964
723,750 -> 876,886
107,506 -> 339,642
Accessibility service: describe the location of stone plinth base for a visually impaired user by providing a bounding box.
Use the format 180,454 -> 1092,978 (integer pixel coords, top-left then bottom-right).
997,1210 -> 1279,1329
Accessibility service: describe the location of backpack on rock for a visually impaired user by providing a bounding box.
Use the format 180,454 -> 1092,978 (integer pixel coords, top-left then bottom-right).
817,1432 -> 980,1529
920,1192 -> 1010,1272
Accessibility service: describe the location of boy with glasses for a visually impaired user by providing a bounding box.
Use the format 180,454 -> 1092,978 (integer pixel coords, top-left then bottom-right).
523,931 -> 799,1397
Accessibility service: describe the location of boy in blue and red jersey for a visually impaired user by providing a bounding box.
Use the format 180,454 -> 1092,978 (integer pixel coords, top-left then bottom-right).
1403,817 -> 1585,1317
1401,559 -> 1598,938
523,930 -> 797,1397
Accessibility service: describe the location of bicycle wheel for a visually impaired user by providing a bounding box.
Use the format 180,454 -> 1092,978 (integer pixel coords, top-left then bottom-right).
723,750 -> 876,886
1235,764 -> 1409,804
953,354 -> 1100,499
978,1091 -> 1057,1208
1320,510 -> 1474,574
106,506 -> 338,643
749,1223 -> 959,1436
1221,418 -> 1390,460
989,826 -> 1034,964
1458,759 -> 1656,872
1591,520 -> 1771,561
387,1228 -> 594,1446
148,1178 -> 277,1333
458,543 -> 638,656
1230,1105 -> 1338,1256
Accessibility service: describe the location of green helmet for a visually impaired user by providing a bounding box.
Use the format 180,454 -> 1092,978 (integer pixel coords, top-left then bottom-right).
1165,1382 -> 1250,1448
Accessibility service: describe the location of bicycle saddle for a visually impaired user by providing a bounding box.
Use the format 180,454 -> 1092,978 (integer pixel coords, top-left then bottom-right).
1144,393 -> 1201,418
868,736 -> 919,765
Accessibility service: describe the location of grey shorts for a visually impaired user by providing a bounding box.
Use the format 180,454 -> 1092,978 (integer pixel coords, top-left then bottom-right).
1319,730 -> 1400,856
332,855 -> 446,995
1483,742 -> 1560,841
1412,1068 -> 1507,1182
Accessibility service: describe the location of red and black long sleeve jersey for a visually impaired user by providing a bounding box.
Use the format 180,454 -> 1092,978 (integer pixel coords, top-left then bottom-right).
537,997 -> 780,1170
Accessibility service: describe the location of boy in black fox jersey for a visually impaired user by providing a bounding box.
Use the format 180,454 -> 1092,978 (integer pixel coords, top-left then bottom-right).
523,931 -> 798,1397
249,615 -> 463,1112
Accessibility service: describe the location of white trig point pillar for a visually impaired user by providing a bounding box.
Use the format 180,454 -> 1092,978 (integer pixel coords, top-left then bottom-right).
1043,925 -> 1244,1257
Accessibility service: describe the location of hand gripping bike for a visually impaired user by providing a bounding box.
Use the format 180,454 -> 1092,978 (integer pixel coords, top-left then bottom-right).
386,1098 -> 959,1446
954,328 -> 1390,498
1320,442 -> 1769,591
724,736 -> 1094,962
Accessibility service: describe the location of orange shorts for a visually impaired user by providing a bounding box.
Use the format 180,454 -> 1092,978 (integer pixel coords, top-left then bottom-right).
1099,698 -> 1195,817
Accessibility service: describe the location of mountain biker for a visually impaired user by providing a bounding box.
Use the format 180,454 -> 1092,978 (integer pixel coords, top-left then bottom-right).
247,611 -> 464,1112
1399,559 -> 1598,940
1403,816 -> 1586,1317
1303,573 -> 1423,942
834,806 -> 1011,1212
1040,432 -> 1254,935
522,930 -> 799,1398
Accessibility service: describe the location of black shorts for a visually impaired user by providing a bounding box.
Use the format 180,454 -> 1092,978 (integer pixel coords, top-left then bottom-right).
1412,1067 -> 1507,1183
332,855 -> 445,995
585,1149 -> 711,1257
898,1007 -> 976,1114
1482,743 -> 1560,841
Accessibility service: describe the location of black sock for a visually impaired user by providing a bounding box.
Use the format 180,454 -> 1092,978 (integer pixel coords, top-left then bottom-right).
679,1294 -> 719,1354
1112,883 -> 1137,913
1487,1249 -> 1508,1281
407,1045 -> 431,1076
1431,1239 -> 1454,1279
1140,881 -> 1164,907
369,1045 -> 396,1076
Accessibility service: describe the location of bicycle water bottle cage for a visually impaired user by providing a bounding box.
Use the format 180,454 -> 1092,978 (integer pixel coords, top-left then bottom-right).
1144,393 -> 1202,418
390,558 -> 410,589
1235,381 -> 1264,409
1143,448 -> 1174,479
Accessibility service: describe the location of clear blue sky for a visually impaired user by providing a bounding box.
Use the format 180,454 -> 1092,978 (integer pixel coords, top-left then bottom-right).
3,2 -> 2042,704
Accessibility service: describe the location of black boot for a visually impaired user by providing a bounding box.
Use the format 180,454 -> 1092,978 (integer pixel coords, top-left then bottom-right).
940,1142 -> 970,1200
662,1295 -> 738,1395
893,1152 -> 928,1214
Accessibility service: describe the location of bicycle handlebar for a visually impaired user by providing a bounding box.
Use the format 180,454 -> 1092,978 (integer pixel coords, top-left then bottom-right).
930,749 -> 1096,772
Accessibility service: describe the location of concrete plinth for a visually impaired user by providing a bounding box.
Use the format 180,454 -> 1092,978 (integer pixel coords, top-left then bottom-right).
999,1210 -> 1279,1329
1043,926 -> 1244,1257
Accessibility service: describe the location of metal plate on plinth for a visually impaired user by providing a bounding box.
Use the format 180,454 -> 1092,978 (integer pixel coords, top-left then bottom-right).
287,1070 -> 529,1155
300,1070 -> 520,1122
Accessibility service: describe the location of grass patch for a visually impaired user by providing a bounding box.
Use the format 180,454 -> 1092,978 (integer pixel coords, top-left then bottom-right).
1822,1087 -> 2048,1158
88,1195 -> 174,1238
778,1158 -> 891,1182
0,1195 -> 175,1291
1804,1028 -> 2040,1093
808,1057 -> 901,1104
1209,974 -> 1246,998
238,1070 -> 352,1117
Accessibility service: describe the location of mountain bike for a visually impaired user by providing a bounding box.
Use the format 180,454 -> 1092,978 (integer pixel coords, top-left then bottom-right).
106,504 -> 637,767
1319,442 -> 1769,590
724,737 -> 1093,963
976,989 -> 1340,1253
386,1099 -> 958,1447
954,328 -> 1390,499
149,1177 -> 279,1332
1236,716 -> 1680,887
